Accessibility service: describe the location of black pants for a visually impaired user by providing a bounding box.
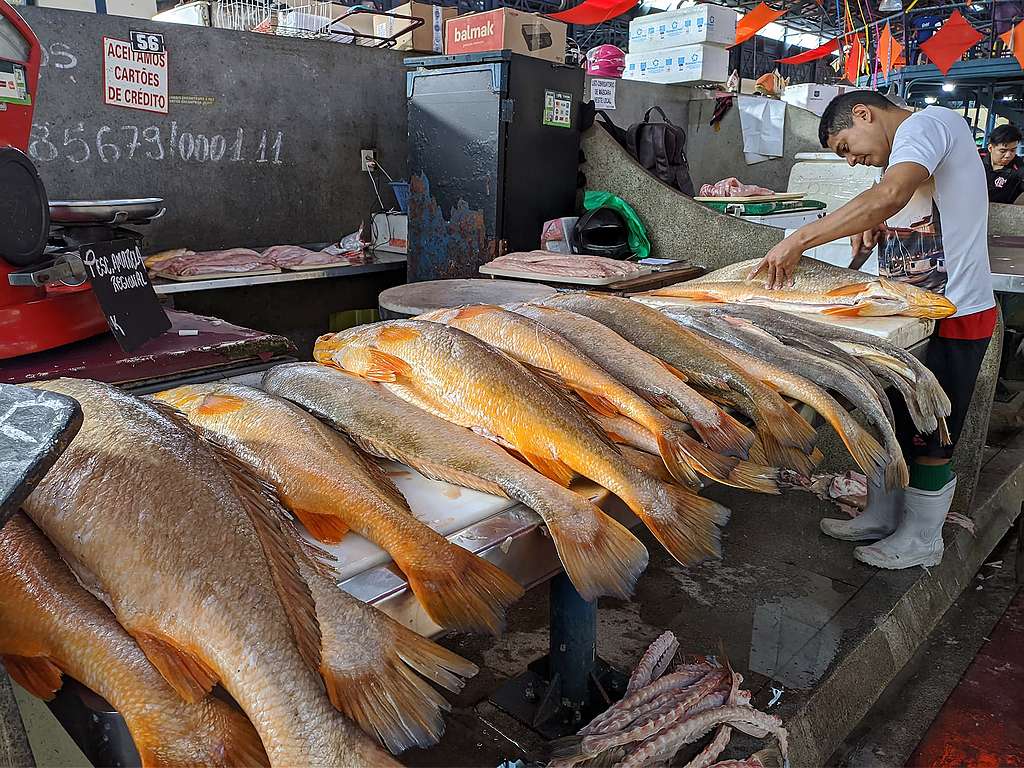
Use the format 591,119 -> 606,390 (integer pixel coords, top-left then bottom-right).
892,333 -> 991,461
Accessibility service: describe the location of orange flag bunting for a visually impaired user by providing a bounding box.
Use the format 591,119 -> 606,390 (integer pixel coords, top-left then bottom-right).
920,10 -> 983,75
844,35 -> 865,84
1000,19 -> 1024,70
734,2 -> 787,47
876,23 -> 904,77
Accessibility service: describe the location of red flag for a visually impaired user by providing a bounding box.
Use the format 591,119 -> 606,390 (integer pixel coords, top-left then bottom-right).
734,2 -> 787,46
548,0 -> 637,25
920,10 -> 983,75
844,35 -> 865,84
776,37 -> 839,64
1000,20 -> 1024,70
876,22 -> 904,76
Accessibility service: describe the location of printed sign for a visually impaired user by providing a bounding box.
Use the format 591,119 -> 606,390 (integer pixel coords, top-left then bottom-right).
129,30 -> 166,53
589,78 -> 616,110
103,37 -> 168,114
543,90 -> 572,128
0,61 -> 30,106
80,239 -> 171,352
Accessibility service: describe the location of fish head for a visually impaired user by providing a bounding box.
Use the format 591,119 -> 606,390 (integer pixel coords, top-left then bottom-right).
878,278 -> 957,319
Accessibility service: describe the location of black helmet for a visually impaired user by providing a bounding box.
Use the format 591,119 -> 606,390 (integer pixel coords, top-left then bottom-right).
572,206 -> 632,260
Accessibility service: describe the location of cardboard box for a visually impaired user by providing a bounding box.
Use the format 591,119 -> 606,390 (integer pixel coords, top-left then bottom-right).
445,8 -> 566,64
628,5 -> 737,53
374,2 -> 457,52
624,44 -> 729,85
782,83 -> 861,116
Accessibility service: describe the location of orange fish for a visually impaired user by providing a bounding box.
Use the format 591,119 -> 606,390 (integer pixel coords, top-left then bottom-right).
152,383 -> 523,636
0,513 -> 268,768
314,321 -> 729,566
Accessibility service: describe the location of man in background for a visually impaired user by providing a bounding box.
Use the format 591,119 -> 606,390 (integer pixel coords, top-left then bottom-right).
982,123 -> 1023,203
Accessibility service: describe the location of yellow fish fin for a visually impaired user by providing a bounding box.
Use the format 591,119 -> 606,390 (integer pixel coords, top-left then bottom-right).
453,304 -> 499,321
2,655 -> 63,700
522,452 -> 576,487
378,325 -> 421,344
821,305 -> 867,316
823,282 -> 872,297
196,393 -> 247,416
365,350 -> 412,382
132,630 -> 218,703
577,390 -> 620,418
658,359 -> 690,383
289,507 -> 350,544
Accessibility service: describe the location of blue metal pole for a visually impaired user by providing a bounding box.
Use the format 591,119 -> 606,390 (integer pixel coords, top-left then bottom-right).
548,572 -> 597,707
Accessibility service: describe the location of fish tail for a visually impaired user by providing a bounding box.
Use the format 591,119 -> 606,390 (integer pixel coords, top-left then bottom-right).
547,509 -> 649,601
690,412 -> 755,459
885,454 -> 911,490
751,434 -> 817,477
634,482 -> 730,565
726,460 -> 782,494
405,549 -> 524,635
833,411 -> 890,479
658,427 -> 739,487
290,508 -> 350,544
746,385 -> 817,459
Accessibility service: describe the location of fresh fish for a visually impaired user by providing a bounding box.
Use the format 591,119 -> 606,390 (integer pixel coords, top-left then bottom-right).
419,304 -> 776,493
313,322 -> 729,566
669,310 -> 909,489
0,513 -> 269,768
505,302 -> 754,460
262,362 -> 650,600
152,383 -> 522,636
663,316 -> 889,481
24,378 -> 398,768
645,256 -> 957,318
536,293 -> 817,474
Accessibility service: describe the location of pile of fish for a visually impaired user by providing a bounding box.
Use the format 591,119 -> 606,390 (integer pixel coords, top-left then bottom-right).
643,257 -> 957,319
2,281 -> 952,766
145,244 -> 346,277
548,631 -> 787,768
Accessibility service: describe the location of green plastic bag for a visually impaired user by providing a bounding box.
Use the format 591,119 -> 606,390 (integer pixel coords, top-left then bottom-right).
583,190 -> 651,260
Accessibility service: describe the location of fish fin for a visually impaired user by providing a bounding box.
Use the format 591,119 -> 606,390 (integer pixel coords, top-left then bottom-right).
453,304 -> 499,321
821,305 -> 866,317
604,429 -> 629,445
206,439 -> 323,678
204,702 -> 271,768
619,446 -> 674,482
667,289 -> 725,303
132,632 -> 217,703
290,508 -> 350,544
523,363 -> 572,392
405,549 -> 524,636
726,460 -> 782,495
365,350 -> 413,383
823,282 -> 872,297
348,434 -> 510,498
522,452 -> 576,488
195,393 -> 247,416
378,325 -> 422,344
2,655 -> 63,701
832,413 -> 889,480
548,508 -> 649,601
691,413 -> 755,459
657,428 -> 730,487
659,359 -> 690,383
578,390 -> 620,418
639,483 -> 730,566
885,455 -> 911,490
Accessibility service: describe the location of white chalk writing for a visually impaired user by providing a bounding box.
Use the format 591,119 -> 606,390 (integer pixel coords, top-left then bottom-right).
39,42 -> 79,71
28,121 -> 286,166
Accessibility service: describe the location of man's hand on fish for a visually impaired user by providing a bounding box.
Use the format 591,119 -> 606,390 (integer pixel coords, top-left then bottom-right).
747,236 -> 805,289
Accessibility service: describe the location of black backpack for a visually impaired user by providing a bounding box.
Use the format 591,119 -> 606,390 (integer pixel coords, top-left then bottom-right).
624,106 -> 695,197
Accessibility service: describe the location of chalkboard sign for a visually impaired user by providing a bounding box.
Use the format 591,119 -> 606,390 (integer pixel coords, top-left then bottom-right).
81,238 -> 170,351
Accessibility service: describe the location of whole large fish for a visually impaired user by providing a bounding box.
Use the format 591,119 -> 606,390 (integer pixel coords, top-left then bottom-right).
535,293 -> 817,474
312,323 -> 729,566
419,304 -> 774,494
642,257 -> 956,319
152,383 -> 523,636
0,513 -> 269,768
668,310 -> 909,489
505,302 -> 755,460
23,378 -> 398,768
262,362 -> 650,600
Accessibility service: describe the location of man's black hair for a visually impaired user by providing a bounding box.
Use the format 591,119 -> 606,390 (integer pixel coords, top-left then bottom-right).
818,90 -> 900,148
990,123 -> 1022,147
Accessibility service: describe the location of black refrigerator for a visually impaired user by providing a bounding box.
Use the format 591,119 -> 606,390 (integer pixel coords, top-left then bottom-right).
405,51 -> 585,283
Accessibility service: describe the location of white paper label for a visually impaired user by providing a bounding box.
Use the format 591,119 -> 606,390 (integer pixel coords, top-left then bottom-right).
590,78 -> 616,110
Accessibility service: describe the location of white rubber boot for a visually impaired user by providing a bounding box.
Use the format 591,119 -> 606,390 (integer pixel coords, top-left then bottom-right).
854,476 -> 956,569
820,470 -> 903,542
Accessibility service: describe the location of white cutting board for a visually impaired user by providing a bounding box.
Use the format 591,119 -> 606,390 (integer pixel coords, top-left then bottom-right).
301,460 -> 517,581
480,263 -> 654,286
632,295 -> 933,349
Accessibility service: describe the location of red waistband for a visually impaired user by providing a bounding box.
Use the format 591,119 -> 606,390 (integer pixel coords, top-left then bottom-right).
937,306 -> 998,340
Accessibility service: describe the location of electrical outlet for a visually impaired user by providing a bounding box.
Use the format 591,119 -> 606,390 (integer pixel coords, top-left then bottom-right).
360,149 -> 377,172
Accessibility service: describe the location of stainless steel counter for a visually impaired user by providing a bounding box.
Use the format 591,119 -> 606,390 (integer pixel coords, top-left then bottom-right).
990,241 -> 1024,294
152,253 -> 406,295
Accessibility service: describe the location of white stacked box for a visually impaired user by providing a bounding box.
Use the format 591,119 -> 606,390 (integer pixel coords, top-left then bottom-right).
625,5 -> 735,85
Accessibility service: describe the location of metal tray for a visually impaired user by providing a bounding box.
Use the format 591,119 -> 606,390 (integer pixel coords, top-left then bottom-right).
49,198 -> 165,226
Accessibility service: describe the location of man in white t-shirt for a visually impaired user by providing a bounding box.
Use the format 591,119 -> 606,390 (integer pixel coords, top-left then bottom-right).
748,91 -> 996,570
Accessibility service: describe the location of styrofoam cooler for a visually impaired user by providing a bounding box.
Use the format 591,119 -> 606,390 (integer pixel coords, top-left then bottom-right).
628,5 -> 737,53
742,210 -> 826,229
623,43 -> 729,84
